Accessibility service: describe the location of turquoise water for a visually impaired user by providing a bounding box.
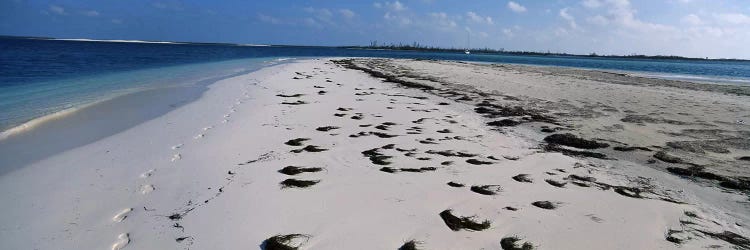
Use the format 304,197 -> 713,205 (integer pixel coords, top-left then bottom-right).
0,57 -> 283,134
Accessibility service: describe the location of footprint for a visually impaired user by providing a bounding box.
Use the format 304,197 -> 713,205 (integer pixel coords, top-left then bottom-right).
171,144 -> 183,150
171,153 -> 182,162
111,233 -> 130,250
203,126 -> 213,131
229,109 -> 236,113
140,184 -> 155,194
113,208 -> 133,222
139,169 -> 155,178
194,134 -> 204,139
224,114 -> 231,118
222,119 -> 228,123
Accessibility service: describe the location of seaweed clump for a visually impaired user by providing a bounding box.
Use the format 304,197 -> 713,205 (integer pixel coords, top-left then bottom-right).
544,133 -> 609,149
531,201 -> 558,210
500,236 -> 535,250
439,209 -> 491,231
280,179 -> 320,189
278,166 -> 323,176
263,234 -> 311,250
398,240 -> 422,250
512,174 -> 533,183
284,138 -> 309,146
470,185 -> 502,195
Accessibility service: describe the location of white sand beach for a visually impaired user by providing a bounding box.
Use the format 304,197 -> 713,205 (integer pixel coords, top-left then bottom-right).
0,58 -> 748,250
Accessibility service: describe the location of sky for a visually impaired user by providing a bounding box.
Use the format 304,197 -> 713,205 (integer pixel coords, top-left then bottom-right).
1,0 -> 749,59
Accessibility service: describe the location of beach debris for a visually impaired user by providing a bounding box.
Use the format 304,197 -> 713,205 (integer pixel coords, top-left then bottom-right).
284,138 -> 309,146
280,179 -> 320,189
290,145 -> 328,153
263,234 -> 311,250
315,126 -> 340,132
398,240 -> 422,250
425,150 -> 477,158
544,133 -> 609,149
447,181 -> 465,187
276,93 -> 304,98
438,209 -> 491,231
466,158 -> 493,165
503,206 -> 519,211
278,166 -> 323,176
512,174 -> 533,183
487,119 -> 521,127
544,144 -> 608,159
500,236 -> 535,250
281,100 -> 307,105
470,185 -> 502,195
379,167 -> 436,173
362,147 -> 393,165
531,201 -> 559,210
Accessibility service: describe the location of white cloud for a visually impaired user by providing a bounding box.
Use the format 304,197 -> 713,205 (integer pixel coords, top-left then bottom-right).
339,9 -> 356,19
81,10 -> 99,17
502,28 -> 514,37
375,1 -> 406,11
466,11 -> 494,25
586,15 -> 608,26
507,1 -> 527,13
559,8 -> 578,29
49,5 -> 66,15
430,12 -> 458,28
581,0 -> 602,9
257,13 -> 282,24
479,31 -> 489,38
714,13 -> 750,25
681,14 -> 702,26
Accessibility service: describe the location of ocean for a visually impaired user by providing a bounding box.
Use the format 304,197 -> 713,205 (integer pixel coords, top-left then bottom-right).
1,36 -> 750,173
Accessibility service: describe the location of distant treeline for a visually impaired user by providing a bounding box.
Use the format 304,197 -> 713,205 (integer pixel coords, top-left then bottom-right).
342,41 -> 749,62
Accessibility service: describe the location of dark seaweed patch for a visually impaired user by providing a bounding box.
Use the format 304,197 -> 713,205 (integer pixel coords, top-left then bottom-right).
545,179 -> 566,188
278,166 -> 323,176
470,185 -> 502,195
426,150 -> 477,158
438,209 -> 491,231
531,201 -> 558,210
284,138 -> 309,146
500,236 -> 535,250
447,181 -> 465,187
362,148 -> 393,165
466,159 -> 493,165
276,94 -> 303,98
398,240 -> 422,250
262,234 -> 311,250
512,174 -> 533,183
315,126 -> 340,132
290,145 -> 328,153
281,100 -> 307,105
544,133 -> 609,149
487,119 -> 521,127
280,179 -> 320,189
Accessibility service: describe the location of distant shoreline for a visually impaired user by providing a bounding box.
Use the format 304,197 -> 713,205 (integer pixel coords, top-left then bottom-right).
3,35 -> 748,61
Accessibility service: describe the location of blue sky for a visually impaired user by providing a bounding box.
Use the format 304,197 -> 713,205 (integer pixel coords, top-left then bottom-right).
1,0 -> 749,58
